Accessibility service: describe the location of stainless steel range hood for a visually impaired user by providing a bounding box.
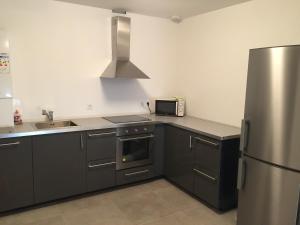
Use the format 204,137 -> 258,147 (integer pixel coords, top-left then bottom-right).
101,16 -> 149,79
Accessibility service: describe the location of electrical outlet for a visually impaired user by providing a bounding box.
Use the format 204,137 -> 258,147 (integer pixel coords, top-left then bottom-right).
87,104 -> 93,111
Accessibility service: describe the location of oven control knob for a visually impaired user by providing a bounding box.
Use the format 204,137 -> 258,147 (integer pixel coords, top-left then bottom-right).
144,128 -> 148,131
125,129 -> 129,134
134,128 -> 139,132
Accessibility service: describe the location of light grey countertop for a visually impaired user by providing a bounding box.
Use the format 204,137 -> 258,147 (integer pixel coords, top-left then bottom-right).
0,114 -> 240,140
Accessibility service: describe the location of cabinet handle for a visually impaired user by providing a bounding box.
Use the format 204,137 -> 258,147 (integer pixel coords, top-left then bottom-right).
193,168 -> 217,181
119,135 -> 154,142
189,136 -> 192,150
193,137 -> 219,147
80,134 -> 84,150
0,141 -> 20,148
125,169 -> 149,177
88,132 -> 116,138
88,162 -> 116,168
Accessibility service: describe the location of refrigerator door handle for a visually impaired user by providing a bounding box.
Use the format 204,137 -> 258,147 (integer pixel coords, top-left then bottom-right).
296,186 -> 300,225
237,158 -> 246,190
240,119 -> 250,152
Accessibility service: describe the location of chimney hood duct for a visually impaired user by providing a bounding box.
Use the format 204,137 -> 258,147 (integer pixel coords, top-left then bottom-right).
101,16 -> 149,79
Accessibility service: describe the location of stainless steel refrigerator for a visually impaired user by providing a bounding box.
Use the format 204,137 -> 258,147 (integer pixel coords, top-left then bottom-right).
237,45 -> 300,225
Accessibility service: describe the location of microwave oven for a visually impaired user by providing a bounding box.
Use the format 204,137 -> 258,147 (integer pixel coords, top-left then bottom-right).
155,98 -> 185,117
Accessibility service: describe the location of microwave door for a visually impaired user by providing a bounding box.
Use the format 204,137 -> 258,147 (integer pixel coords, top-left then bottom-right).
155,100 -> 177,116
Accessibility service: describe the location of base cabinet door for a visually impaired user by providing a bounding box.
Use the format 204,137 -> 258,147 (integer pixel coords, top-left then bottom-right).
33,132 -> 86,203
0,138 -> 34,212
153,125 -> 165,176
165,126 -> 194,193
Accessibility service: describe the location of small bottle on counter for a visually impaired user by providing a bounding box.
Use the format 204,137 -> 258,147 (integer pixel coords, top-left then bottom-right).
14,109 -> 23,125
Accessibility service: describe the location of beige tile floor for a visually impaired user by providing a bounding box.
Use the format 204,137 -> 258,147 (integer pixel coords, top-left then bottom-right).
0,179 -> 237,225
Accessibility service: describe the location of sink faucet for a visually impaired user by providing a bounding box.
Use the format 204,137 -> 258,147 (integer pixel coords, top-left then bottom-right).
42,109 -> 54,123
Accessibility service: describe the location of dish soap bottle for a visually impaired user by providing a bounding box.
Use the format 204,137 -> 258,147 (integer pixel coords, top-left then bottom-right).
14,110 -> 23,125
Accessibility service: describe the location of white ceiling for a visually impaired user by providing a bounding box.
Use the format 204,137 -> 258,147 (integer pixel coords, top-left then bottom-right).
57,0 -> 251,21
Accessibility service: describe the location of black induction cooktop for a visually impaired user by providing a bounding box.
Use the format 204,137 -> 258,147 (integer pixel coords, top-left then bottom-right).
103,115 -> 151,124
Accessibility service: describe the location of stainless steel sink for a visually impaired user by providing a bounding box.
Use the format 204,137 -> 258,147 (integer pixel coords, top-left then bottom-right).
35,121 -> 78,130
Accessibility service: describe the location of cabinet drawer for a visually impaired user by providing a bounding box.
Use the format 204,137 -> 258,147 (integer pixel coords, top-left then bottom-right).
87,158 -> 116,192
116,165 -> 155,186
87,129 -> 116,160
193,168 -> 219,208
193,136 -> 220,174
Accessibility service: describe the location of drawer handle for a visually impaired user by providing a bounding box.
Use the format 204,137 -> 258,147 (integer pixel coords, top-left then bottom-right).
125,169 -> 149,177
193,168 -> 217,181
88,162 -> 116,168
88,132 -> 116,138
193,137 -> 219,147
0,141 -> 20,148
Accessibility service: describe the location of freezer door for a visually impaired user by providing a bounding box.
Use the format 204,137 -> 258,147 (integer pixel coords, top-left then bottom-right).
242,46 -> 300,170
237,156 -> 300,225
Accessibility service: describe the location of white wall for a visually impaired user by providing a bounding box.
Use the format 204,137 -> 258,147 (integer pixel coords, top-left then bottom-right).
0,0 -> 178,121
177,0 -> 300,126
2,0 -> 300,126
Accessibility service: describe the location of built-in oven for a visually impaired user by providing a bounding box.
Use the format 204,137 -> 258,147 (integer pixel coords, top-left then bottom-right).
116,125 -> 155,170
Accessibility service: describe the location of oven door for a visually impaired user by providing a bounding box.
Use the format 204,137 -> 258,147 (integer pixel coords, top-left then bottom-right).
116,134 -> 154,170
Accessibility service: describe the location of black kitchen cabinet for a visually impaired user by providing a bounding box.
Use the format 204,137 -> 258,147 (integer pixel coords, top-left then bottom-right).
87,159 -> 116,192
116,165 -> 155,186
165,125 -> 194,193
153,124 -> 165,176
218,138 -> 240,210
0,137 -> 34,212
33,132 -> 86,203
165,125 -> 240,211
86,129 -> 116,192
0,121 -> 239,213
86,129 -> 116,161
192,136 -> 221,208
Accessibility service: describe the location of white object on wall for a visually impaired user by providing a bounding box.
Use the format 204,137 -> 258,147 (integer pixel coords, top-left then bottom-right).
0,31 -> 9,53
0,98 -> 13,127
0,30 -> 14,127
0,74 -> 13,98
0,53 -> 10,74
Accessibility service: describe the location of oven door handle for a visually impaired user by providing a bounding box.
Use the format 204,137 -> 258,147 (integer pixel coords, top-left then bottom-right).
119,134 -> 155,142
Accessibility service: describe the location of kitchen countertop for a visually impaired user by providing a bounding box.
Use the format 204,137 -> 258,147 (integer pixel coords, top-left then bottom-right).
0,114 -> 240,140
